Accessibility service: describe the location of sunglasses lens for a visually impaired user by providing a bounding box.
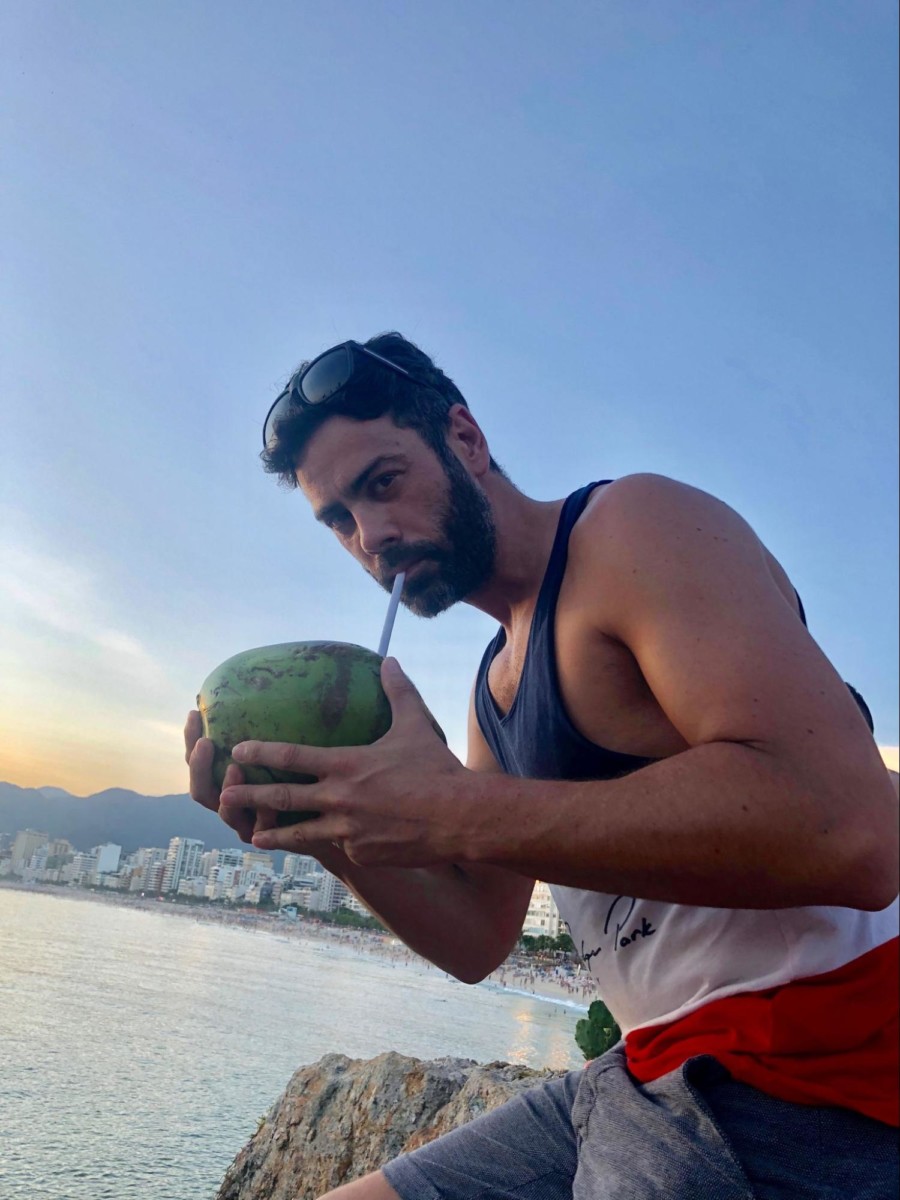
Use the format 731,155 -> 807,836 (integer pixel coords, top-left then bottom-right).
300,344 -> 354,406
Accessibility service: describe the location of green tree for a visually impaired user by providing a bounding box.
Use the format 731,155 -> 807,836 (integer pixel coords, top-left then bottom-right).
574,1000 -> 621,1061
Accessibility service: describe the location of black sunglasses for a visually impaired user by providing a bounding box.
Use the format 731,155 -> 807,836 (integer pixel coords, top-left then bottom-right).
262,340 -> 411,450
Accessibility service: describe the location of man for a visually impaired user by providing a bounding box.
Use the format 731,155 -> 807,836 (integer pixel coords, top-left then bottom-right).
185,333 -> 899,1198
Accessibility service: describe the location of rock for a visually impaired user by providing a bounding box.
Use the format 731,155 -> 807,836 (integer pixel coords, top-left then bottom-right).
216,1051 -> 566,1199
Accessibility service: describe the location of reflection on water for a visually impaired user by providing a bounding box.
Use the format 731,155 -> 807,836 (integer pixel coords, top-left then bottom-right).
0,890 -> 581,1200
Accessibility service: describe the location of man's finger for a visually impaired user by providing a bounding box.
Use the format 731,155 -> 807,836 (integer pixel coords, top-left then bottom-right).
231,739 -> 337,777
380,657 -> 425,729
216,764 -> 255,841
249,813 -> 342,853
184,710 -> 202,763
218,802 -> 256,843
188,737 -> 219,812
253,807 -> 280,835
380,658 -> 446,743
220,780 -> 326,813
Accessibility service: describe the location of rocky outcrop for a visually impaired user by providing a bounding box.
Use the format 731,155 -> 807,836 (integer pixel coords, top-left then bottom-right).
217,1051 -> 566,1199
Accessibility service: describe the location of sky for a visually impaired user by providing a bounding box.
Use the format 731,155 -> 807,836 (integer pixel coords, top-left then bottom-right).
1,0 -> 897,797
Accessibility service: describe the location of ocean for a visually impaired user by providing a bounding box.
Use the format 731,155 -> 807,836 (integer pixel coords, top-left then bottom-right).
0,888 -> 584,1200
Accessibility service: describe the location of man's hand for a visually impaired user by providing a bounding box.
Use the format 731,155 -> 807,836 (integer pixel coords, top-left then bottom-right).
183,710 -> 278,844
218,658 -> 472,866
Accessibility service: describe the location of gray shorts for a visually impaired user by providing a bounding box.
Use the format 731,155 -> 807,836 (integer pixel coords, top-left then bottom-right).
382,1046 -> 898,1199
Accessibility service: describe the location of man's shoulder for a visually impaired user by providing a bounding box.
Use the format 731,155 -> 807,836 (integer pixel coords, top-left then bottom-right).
567,473 -> 769,627
583,471 -> 722,507
574,473 -> 735,551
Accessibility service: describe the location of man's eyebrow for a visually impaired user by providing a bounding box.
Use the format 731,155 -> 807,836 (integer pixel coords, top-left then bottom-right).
313,455 -> 404,524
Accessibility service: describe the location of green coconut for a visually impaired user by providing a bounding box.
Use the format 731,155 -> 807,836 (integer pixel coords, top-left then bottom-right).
197,640 -> 443,826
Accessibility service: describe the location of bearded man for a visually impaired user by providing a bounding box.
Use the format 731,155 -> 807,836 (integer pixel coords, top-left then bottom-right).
186,332 -> 899,1199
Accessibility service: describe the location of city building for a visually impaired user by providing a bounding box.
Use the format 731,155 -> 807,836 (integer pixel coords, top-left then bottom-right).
177,877 -> 208,898
283,853 -> 324,881
46,838 -> 74,863
143,860 -> 166,892
161,837 -> 204,893
11,830 -> 48,872
94,843 -> 122,877
205,863 -> 242,901
241,850 -> 274,874
307,872 -> 353,914
210,848 -> 243,871
523,881 -> 562,938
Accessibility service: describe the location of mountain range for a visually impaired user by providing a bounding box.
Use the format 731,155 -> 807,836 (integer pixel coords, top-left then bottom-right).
0,781 -> 245,853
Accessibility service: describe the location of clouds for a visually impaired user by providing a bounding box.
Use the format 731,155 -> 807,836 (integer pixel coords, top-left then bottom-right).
0,512 -> 198,794
0,513 -> 163,688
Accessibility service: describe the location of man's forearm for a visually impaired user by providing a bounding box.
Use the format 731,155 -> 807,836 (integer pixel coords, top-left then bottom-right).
316,852 -> 531,983
461,742 -> 898,911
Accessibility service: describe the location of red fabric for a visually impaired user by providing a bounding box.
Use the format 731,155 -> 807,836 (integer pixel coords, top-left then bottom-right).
625,937 -> 900,1127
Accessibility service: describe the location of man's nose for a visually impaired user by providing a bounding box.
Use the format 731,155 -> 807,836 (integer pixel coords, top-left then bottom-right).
356,509 -> 402,558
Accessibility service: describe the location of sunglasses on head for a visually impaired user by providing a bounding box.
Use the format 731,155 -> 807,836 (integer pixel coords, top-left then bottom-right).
262,340 -> 411,450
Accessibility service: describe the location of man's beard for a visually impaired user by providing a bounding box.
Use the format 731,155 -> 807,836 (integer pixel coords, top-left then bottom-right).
375,453 -> 497,619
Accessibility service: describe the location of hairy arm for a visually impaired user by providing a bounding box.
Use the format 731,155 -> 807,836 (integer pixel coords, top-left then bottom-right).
308,691 -> 533,982
459,476 -> 898,910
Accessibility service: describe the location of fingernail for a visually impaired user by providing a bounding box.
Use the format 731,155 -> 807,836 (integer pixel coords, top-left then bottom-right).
383,657 -> 402,677
253,833 -> 274,849
232,744 -> 247,761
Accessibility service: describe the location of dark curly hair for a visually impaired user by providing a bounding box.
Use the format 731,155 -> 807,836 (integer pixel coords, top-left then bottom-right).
260,332 -> 507,487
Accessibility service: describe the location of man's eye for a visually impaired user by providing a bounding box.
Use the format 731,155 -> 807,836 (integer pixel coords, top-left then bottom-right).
373,473 -> 398,493
329,512 -> 355,534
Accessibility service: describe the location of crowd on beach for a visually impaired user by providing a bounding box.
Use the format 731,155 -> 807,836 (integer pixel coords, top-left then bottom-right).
486,963 -> 599,1005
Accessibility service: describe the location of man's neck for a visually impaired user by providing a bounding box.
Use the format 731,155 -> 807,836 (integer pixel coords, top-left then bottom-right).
465,477 -> 566,632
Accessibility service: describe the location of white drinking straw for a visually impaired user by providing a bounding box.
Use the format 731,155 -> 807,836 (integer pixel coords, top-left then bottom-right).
377,571 -> 406,657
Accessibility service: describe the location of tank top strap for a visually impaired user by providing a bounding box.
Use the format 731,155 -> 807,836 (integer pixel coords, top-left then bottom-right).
474,481 -> 614,776
529,481 -> 612,641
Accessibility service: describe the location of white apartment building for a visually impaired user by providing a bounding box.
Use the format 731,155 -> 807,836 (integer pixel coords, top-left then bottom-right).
307,872 -> 353,914
280,884 -> 316,910
283,853 -> 324,881
523,881 -> 562,938
64,852 -> 98,887
134,847 -> 167,868
94,843 -> 122,876
242,850 -> 274,874
205,864 -> 242,901
162,837 -> 204,893
343,892 -> 372,918
145,861 -> 166,891
243,878 -> 282,906
177,877 -> 208,898
131,850 -> 167,892
211,848 -> 243,871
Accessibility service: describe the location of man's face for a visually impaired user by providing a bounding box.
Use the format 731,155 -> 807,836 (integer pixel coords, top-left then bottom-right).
296,413 -> 496,618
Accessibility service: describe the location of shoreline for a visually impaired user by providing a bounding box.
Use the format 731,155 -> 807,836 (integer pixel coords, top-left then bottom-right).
0,880 -> 594,1012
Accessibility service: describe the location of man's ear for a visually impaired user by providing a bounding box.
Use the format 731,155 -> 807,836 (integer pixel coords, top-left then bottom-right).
447,404 -> 491,476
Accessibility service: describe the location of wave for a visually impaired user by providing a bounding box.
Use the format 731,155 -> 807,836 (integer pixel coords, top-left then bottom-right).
478,980 -> 590,1013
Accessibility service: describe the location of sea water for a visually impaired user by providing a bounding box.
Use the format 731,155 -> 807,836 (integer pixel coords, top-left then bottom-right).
0,889 -> 582,1200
